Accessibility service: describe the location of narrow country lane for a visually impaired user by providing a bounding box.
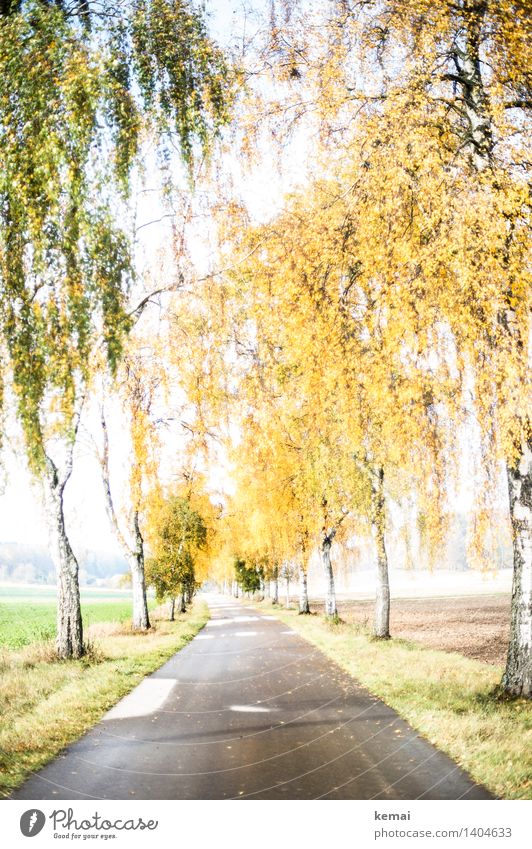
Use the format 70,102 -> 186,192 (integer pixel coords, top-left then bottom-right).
12,595 -> 493,800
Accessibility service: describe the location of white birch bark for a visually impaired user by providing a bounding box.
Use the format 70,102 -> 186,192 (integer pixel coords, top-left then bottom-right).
372,466 -> 390,639
459,21 -> 493,171
449,13 -> 530,695
129,510 -> 150,630
168,597 -> 176,621
298,564 -> 310,614
503,439 -> 532,697
321,530 -> 337,617
43,456 -> 83,659
99,410 -> 150,631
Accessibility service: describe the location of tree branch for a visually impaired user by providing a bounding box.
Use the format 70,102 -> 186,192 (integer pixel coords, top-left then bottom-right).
504,100 -> 532,110
98,406 -> 132,558
127,276 -> 185,321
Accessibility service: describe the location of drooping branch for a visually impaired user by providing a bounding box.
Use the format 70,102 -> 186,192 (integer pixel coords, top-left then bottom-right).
98,406 -> 133,558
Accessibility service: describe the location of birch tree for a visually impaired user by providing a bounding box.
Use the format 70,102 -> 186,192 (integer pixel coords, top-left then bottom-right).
256,0 -> 531,694
230,421 -> 316,613
314,0 -> 532,696
145,491 -> 207,616
213,190 -> 433,631
0,0 -> 233,657
98,346 -> 162,630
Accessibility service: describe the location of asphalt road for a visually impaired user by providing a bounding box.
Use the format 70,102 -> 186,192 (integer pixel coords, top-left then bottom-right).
13,595 -> 492,800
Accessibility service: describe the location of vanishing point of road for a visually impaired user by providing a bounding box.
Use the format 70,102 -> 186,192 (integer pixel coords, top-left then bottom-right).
13,595 -> 492,800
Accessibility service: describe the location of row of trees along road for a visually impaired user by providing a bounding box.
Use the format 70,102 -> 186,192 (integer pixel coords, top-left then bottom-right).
0,1 -> 529,701
0,0 -> 233,657
172,0 -> 531,698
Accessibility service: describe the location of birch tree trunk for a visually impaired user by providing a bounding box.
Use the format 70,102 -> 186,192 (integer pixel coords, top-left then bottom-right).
44,459 -> 83,659
321,530 -> 337,617
130,510 -> 150,630
168,597 -> 176,621
298,564 -> 310,614
460,16 -> 493,172
128,556 -> 149,629
372,467 -> 390,639
272,566 -> 279,604
285,574 -> 290,607
449,12 -> 531,695
503,439 -> 532,697
99,411 -> 150,631
179,591 -> 187,613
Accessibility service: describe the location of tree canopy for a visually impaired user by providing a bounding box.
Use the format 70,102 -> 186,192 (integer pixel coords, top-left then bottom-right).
145,489 -> 209,606
1,0 -> 530,696
0,0 -> 233,469
165,0 -> 531,694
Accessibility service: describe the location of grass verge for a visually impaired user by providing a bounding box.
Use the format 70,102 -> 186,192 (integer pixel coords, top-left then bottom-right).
0,602 -> 209,797
258,601 -> 532,800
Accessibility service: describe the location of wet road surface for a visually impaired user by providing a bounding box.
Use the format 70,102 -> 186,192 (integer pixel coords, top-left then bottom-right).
13,595 -> 493,800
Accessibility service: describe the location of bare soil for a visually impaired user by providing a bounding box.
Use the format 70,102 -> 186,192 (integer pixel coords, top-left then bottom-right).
309,594 -> 511,665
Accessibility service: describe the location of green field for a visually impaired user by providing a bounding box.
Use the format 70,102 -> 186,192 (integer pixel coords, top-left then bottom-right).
0,585 -> 151,649
0,586 -> 131,601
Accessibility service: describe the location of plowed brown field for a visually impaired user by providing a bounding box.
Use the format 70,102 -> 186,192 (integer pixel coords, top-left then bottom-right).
309,594 -> 511,665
